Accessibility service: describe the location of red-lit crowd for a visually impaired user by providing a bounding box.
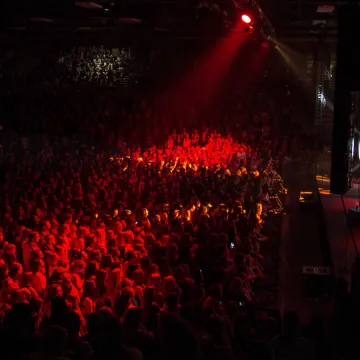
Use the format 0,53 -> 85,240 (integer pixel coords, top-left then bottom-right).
0,125 -> 295,360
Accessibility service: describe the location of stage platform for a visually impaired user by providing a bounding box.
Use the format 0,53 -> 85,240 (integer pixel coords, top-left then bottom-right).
317,176 -> 360,284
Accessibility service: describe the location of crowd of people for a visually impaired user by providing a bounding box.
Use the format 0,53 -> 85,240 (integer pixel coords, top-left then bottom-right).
0,121 -> 288,359
0,41 -> 339,360
56,46 -> 134,86
0,45 -> 140,88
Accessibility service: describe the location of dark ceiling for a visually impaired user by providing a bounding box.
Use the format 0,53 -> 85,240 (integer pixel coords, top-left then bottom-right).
0,0 -> 346,41
259,0 -> 341,40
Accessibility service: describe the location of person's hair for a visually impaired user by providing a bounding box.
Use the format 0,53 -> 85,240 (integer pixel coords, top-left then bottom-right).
50,296 -> 68,319
85,261 -> 99,278
100,317 -> 124,354
83,279 -> 96,299
98,306 -> 113,318
2,302 -> 34,334
41,325 -> 69,356
67,310 -> 81,341
144,286 -> 155,306
28,232 -> 38,243
283,311 -> 299,335
140,255 -> 151,271
123,307 -> 143,330
159,313 -> 199,360
166,292 -> 179,311
113,287 -> 134,318
9,262 -> 22,279
96,269 -> 108,297
146,303 -> 160,331
30,259 -> 43,273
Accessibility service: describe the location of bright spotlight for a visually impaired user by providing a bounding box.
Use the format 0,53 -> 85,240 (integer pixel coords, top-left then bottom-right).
241,14 -> 252,24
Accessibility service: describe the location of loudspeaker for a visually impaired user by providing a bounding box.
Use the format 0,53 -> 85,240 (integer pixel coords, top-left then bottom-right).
331,5 -> 360,194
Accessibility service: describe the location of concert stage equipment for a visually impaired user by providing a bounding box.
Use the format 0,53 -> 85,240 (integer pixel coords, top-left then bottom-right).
331,4 -> 360,194
303,266 -> 333,300
268,195 -> 284,216
299,191 -> 319,211
270,174 -> 288,196
268,173 -> 287,215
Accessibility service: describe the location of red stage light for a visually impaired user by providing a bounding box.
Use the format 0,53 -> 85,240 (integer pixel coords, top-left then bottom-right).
241,14 -> 252,24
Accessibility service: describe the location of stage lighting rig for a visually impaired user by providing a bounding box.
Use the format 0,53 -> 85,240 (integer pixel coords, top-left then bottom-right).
233,0 -> 275,39
241,14 -> 252,24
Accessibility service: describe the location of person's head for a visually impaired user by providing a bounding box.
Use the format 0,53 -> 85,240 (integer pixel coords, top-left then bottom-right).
101,317 -> 124,354
171,218 -> 184,235
9,262 -> 23,281
149,272 -> 161,289
86,312 -> 104,335
45,234 -> 56,246
41,325 -> 69,357
67,310 -> 82,341
31,259 -> 45,274
2,302 -> 34,335
3,244 -> 17,265
123,307 -> 143,330
133,269 -> 145,286
282,311 -> 299,336
112,286 -> 135,318
29,231 -> 39,243
154,292 -> 165,308
83,279 -> 96,299
45,284 -> 63,302
120,278 -> 133,289
51,296 -> 69,318
140,255 -> 151,272
45,251 -> 59,266
85,261 -> 99,279
206,314 -> 223,339
165,292 -> 180,313
163,275 -> 177,295
158,313 -> 199,360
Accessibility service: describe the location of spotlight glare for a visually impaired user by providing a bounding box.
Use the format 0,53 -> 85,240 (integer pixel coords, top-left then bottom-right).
241,14 -> 252,24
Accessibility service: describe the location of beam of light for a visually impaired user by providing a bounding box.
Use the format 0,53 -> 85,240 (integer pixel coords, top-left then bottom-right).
241,14 -> 252,24
271,40 -> 306,83
159,17 -> 250,117
269,36 -> 335,114
268,36 -> 309,83
269,36 -> 321,108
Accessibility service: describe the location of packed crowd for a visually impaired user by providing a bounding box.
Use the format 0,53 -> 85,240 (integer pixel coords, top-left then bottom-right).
0,46 -> 137,88
57,46 -> 133,86
0,115 -> 295,360
0,44 -> 334,360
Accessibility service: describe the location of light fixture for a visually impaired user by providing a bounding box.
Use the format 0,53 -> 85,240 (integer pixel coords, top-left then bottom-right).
241,14 -> 252,24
